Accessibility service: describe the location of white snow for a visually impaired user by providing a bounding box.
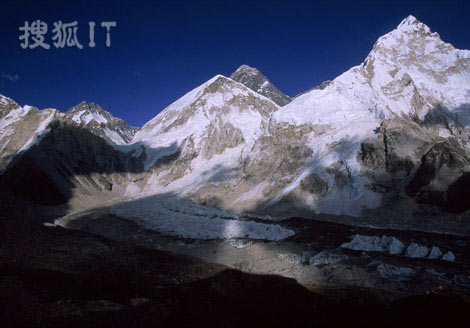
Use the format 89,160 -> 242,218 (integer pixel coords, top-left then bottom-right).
267,16 -> 470,216
107,193 -> 294,241
0,105 -> 32,131
127,74 -> 279,187
18,110 -> 56,153
438,129 -> 452,138
103,127 -> 125,145
0,95 -> 8,105
71,110 -> 109,125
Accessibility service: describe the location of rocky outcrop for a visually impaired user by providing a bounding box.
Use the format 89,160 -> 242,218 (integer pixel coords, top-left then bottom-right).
2,16 -> 470,231
230,64 -> 291,106
406,141 -> 470,213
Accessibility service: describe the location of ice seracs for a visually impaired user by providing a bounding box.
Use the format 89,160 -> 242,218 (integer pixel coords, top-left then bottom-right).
427,246 -> 443,259
2,15 -> 470,232
442,251 -> 456,262
340,235 -> 406,255
405,242 -> 430,258
341,235 -> 456,262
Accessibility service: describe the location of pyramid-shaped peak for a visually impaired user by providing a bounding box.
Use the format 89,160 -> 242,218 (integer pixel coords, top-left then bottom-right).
400,15 -> 419,25
66,101 -> 110,116
65,100 -> 119,125
396,15 -> 431,33
231,65 -> 264,78
77,101 -> 103,111
234,64 -> 259,73
230,65 -> 291,106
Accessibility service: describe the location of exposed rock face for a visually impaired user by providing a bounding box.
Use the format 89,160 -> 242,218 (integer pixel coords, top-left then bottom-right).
0,96 -> 60,172
267,15 -> 470,219
406,141 -> 470,213
129,74 -> 280,197
1,16 -> 470,231
230,64 -> 291,106
0,94 -> 20,119
66,101 -> 138,145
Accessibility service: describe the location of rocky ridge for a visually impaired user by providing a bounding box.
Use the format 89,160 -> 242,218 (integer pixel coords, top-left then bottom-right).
1,16 -> 470,233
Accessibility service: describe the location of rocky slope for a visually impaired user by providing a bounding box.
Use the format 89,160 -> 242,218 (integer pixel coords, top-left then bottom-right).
0,95 -> 60,172
1,15 -> 470,233
122,16 -> 470,229
230,64 -> 291,106
127,74 -> 280,204
268,15 -> 470,219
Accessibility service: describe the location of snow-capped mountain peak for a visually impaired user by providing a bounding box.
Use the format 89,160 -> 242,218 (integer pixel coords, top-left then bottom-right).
131,73 -> 280,185
134,73 -> 279,146
66,101 -> 116,125
2,15 -> 470,227
230,64 -> 291,106
361,14 -> 470,119
396,15 -> 431,34
65,101 -> 138,145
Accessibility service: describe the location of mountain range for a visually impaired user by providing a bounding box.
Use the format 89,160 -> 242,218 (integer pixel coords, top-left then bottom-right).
1,15 -> 469,233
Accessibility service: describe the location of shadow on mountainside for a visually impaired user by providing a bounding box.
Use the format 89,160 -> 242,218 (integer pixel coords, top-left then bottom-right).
0,121 -> 180,223
2,101 -> 470,231
418,103 -> 470,129
1,216 -> 468,328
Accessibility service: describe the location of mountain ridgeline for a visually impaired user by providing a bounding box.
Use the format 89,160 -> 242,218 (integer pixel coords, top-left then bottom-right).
1,15 -> 470,232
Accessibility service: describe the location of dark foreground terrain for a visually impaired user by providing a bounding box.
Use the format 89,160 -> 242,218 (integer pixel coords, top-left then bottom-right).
1,215 -> 469,328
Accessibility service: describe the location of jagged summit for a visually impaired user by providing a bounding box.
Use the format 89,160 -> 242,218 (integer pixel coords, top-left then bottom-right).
65,101 -> 138,145
233,64 -> 258,74
396,15 -> 431,33
2,15 -> 470,226
132,72 -> 280,171
230,64 -> 291,106
65,100 -> 113,120
231,64 -> 265,78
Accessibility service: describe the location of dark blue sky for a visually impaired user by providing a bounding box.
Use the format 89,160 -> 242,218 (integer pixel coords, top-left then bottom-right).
1,0 -> 469,127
